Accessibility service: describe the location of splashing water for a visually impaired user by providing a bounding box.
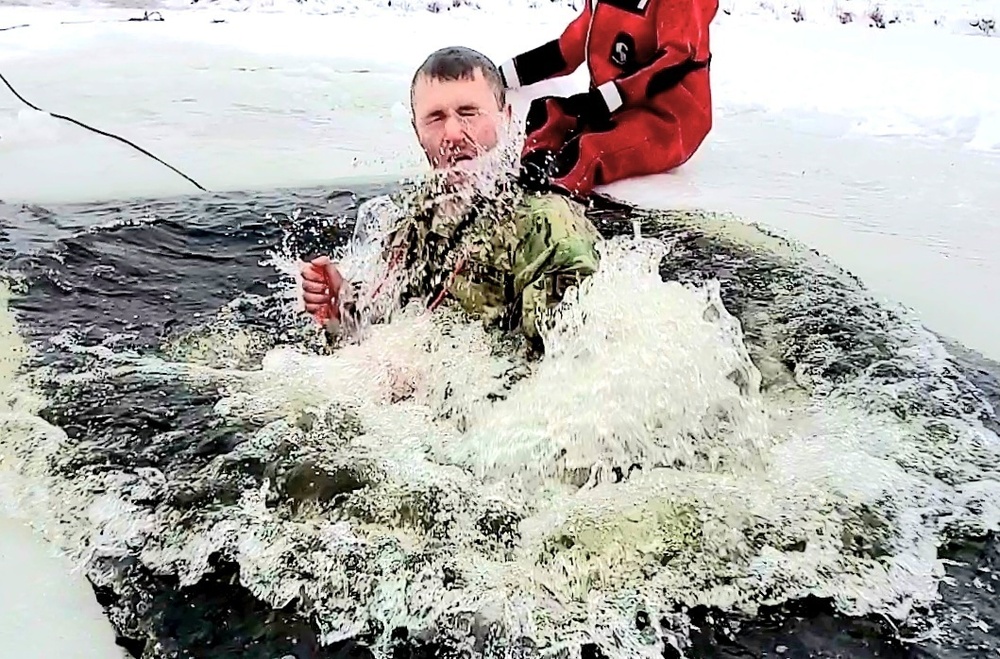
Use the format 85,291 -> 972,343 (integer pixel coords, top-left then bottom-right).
3,227 -> 987,657
271,111 -> 529,343
127,233 -> 788,657
3,153 -> 1000,656
440,237 -> 771,489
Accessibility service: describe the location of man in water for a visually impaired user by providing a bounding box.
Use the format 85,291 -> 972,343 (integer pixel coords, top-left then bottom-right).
299,46 -> 602,352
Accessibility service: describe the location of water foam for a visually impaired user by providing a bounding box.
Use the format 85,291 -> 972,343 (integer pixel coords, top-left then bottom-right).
27,244 -> 945,650
132,232 -> 784,655
119,226 -> 995,656
3,189 -> 1000,656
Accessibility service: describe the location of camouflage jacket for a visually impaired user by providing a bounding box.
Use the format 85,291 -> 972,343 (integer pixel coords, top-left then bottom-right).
355,181 -> 602,344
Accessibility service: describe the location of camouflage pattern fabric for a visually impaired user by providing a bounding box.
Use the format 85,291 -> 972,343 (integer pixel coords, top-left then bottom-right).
375,178 -> 602,345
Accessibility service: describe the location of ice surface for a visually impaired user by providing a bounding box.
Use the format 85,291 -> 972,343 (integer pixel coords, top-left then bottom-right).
1,3 -> 998,357
1,0 -> 999,656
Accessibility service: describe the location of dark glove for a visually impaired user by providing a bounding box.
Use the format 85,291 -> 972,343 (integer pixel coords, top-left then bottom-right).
558,86 -> 616,129
518,149 -> 556,193
517,149 -> 584,202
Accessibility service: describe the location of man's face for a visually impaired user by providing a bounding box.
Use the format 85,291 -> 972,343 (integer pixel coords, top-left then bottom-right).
411,69 -> 512,173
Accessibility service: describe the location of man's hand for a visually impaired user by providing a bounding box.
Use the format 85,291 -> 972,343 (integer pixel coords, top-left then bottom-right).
299,255 -> 345,325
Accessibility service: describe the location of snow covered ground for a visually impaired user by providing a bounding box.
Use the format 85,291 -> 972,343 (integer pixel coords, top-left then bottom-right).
0,516 -> 122,658
0,1 -> 998,656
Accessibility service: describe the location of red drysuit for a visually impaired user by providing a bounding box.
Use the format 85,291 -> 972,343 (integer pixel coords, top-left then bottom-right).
500,0 -> 717,196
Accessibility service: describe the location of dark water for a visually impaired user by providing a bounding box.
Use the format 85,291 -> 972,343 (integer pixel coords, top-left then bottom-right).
2,184 -> 1000,659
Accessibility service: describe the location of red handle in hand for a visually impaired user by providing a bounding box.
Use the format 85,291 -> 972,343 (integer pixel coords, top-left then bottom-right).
307,263 -> 334,326
315,304 -> 331,325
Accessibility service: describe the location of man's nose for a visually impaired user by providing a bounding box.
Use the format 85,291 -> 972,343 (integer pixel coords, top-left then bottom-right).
442,114 -> 468,143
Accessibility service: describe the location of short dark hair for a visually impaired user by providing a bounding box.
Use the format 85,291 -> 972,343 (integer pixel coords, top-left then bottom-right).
410,46 -> 506,111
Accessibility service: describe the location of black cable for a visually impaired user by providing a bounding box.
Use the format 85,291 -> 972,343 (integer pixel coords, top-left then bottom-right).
0,16 -> 207,193
0,71 -> 207,192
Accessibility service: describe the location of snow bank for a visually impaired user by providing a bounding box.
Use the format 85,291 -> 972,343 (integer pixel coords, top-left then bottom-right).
3,0 -> 995,36
4,2 -> 997,154
0,516 -> 123,659
719,0 -> 998,35
150,0 -> 999,36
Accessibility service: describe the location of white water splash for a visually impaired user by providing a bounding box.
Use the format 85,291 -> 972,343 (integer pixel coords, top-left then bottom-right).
3,190 -> 1000,656
53,232 -> 986,655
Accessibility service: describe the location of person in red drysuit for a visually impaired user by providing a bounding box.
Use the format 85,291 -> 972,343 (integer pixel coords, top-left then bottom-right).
498,0 -> 718,197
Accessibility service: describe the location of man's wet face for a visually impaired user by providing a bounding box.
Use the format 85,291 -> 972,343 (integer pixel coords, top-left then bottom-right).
411,69 -> 509,175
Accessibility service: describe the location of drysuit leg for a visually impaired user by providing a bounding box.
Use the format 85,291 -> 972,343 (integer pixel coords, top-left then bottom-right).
523,96 -> 582,154
549,104 -> 711,196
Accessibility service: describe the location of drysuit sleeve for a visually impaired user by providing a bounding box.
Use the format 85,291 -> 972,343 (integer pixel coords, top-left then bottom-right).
605,0 -> 717,112
511,194 -> 601,343
498,3 -> 592,89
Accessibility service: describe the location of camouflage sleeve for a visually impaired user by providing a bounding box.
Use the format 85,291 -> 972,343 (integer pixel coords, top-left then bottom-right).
511,193 -> 602,342
351,194 -> 401,247
326,195 -> 408,343
342,195 -> 405,285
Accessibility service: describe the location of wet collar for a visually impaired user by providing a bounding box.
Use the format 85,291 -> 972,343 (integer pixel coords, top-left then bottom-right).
399,172 -> 524,240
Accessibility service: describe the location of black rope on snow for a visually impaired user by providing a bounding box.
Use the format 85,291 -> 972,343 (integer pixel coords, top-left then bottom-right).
0,13 -> 208,193
0,71 -> 207,193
